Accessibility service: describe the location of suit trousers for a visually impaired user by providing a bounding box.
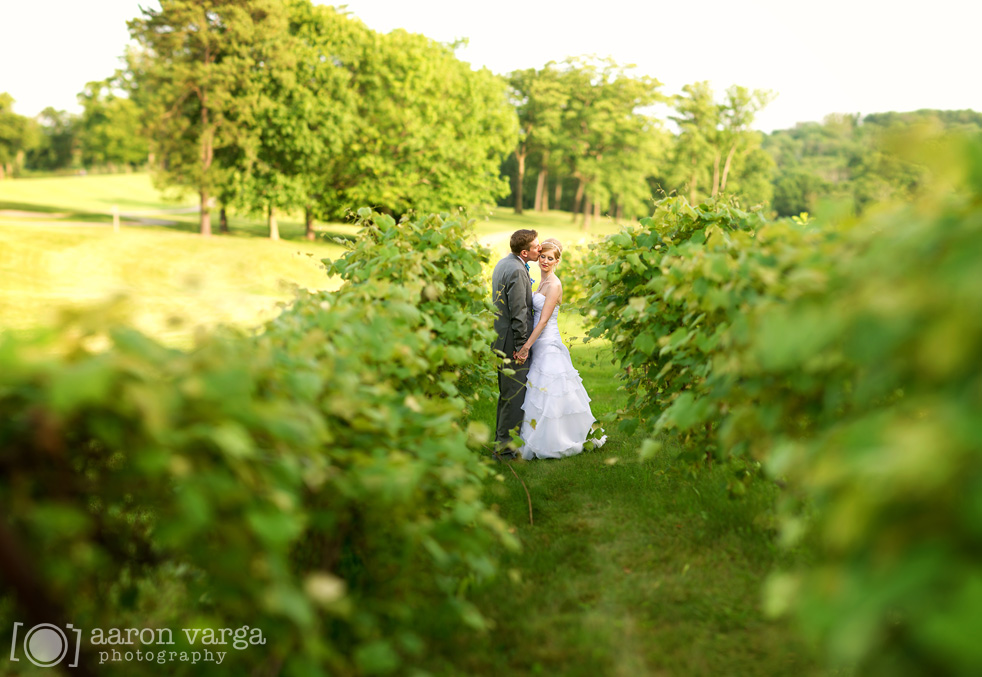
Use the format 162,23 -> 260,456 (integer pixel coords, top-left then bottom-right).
495,358 -> 530,451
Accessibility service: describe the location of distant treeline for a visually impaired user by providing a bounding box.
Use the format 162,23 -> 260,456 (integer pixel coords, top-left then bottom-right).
501,107 -> 982,221
762,109 -> 982,216
1,0 -> 979,227
0,86 -> 147,180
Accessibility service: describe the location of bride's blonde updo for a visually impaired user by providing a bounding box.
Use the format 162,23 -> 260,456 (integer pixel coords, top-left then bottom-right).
540,238 -> 563,260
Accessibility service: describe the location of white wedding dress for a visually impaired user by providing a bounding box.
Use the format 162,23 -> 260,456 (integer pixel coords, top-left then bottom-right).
519,292 -> 607,460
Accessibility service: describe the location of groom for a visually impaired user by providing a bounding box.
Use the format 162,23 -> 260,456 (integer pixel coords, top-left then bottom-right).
491,229 -> 541,457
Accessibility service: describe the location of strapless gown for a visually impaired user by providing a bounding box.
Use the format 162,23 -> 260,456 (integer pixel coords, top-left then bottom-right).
519,292 -> 607,460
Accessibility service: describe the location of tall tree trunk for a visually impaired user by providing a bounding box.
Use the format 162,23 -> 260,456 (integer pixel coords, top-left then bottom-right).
199,188 -> 212,237
534,168 -> 549,211
720,144 -> 738,193
304,205 -> 316,241
571,177 -> 585,223
594,198 -> 601,221
219,205 -> 229,233
615,202 -> 623,224
0,163 -> 5,180
514,149 -> 526,215
554,181 -> 563,212
534,152 -> 550,210
688,157 -> 698,205
582,197 -> 592,232
198,83 -> 214,236
268,204 -> 280,241
711,150 -> 722,198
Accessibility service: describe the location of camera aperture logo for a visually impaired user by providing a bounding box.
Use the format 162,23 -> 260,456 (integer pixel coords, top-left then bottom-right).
9,622 -> 265,668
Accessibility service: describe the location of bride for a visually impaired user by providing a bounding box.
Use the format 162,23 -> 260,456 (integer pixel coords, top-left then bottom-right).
515,238 -> 607,460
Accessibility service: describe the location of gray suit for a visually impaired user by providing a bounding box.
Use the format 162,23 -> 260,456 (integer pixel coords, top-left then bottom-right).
491,253 -> 534,450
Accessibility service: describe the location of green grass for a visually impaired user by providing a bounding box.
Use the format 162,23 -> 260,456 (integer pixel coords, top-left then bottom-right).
417,318 -> 824,675
476,206 -> 625,255
0,223 -> 345,346
0,172 -> 361,239
0,172 -> 193,215
0,174 -> 353,345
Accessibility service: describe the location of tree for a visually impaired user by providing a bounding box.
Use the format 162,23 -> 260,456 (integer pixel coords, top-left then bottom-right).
597,116 -> 669,221
721,146 -> 774,207
24,108 -> 78,172
760,109 -> 981,216
0,93 -> 38,179
556,57 -> 663,230
213,4 -> 304,240
336,29 -> 518,217
669,82 -> 718,204
126,0 -> 292,236
287,1 -> 363,238
77,78 -> 148,169
772,167 -> 828,216
219,0 -> 362,239
668,82 -> 773,204
715,86 -> 774,195
507,64 -> 567,214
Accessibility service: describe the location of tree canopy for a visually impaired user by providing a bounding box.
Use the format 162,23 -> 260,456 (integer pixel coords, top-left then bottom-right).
121,0 -> 517,234
336,28 -> 516,217
763,109 -> 982,216
126,0 -> 292,235
77,78 -> 148,170
0,93 -> 39,179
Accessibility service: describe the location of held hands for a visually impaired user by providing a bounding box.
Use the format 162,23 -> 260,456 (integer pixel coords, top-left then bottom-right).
515,344 -> 531,363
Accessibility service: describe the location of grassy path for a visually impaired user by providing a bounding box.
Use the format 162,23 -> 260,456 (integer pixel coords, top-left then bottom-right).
424,326 -> 824,676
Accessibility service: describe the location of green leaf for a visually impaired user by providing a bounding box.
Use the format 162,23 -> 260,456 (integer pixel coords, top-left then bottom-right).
635,331 -> 657,355
610,232 -> 634,248
211,423 -> 255,458
247,508 -> 303,548
355,640 -> 400,675
639,439 -> 662,461
49,358 -> 114,414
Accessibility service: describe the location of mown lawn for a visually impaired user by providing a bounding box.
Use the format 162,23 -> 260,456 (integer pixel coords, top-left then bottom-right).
477,205 -> 624,254
0,174 -> 348,345
0,172 -> 194,217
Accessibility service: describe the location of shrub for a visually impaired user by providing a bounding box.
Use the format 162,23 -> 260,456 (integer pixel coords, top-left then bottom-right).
581,196 -> 838,466
0,209 -> 514,675
580,134 -> 982,673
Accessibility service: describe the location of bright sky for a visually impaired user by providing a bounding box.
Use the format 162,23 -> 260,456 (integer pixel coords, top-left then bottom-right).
1,0 -> 978,132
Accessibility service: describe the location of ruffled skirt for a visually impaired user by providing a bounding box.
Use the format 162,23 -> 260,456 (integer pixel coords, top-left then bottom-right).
518,335 -> 607,460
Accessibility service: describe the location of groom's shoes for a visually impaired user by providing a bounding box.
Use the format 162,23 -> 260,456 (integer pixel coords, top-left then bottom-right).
493,442 -> 519,462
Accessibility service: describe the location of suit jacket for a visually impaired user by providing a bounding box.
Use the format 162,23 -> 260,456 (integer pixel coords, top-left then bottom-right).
491,253 -> 534,357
